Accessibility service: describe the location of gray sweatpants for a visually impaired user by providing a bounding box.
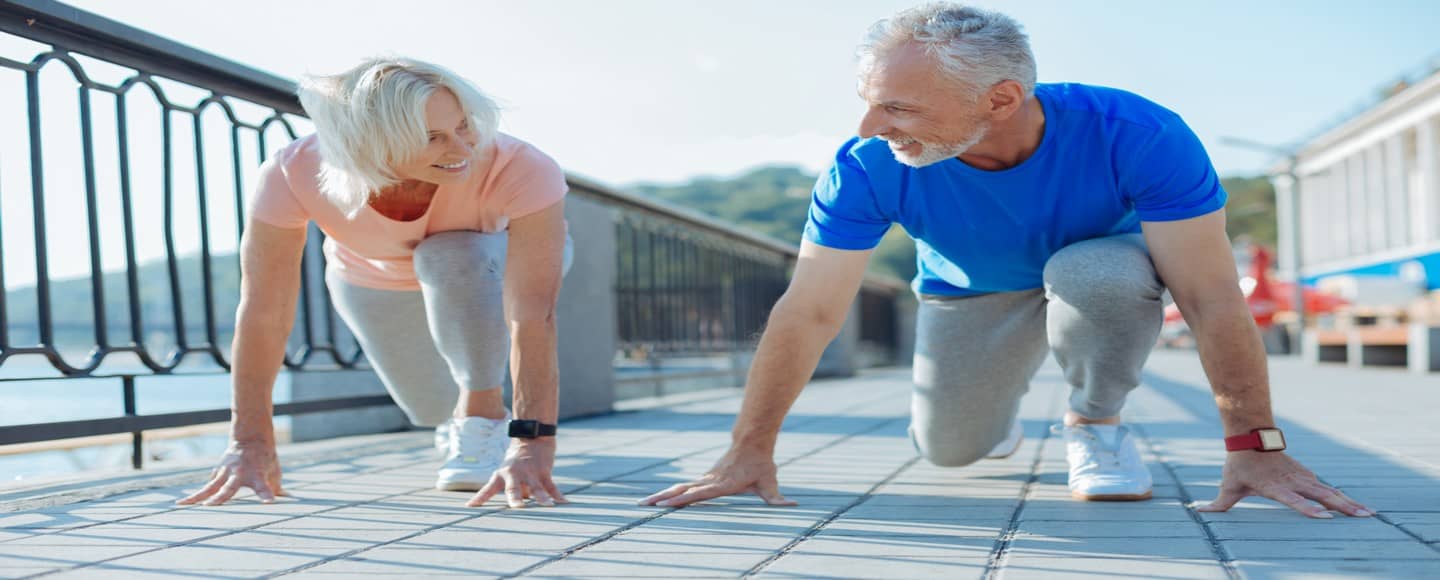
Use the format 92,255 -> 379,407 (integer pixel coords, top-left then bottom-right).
910,234 -> 1165,467
327,231 -> 572,427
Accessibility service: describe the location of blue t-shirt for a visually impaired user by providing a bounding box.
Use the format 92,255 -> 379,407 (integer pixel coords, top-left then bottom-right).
803,82 -> 1227,297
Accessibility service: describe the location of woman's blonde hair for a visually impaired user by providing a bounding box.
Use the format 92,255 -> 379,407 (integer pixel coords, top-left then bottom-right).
297,57 -> 500,216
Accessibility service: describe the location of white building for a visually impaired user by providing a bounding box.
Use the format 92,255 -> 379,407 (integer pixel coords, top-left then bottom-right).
1277,67 -> 1440,291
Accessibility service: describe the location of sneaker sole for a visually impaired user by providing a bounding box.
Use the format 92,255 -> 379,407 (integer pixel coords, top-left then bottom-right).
436,482 -> 486,492
1071,490 -> 1153,502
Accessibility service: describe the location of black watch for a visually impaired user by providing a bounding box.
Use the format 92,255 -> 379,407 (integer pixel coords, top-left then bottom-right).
507,419 -> 557,439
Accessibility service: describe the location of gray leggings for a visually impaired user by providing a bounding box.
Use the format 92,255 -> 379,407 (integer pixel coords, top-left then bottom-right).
910,234 -> 1165,467
327,231 -> 572,427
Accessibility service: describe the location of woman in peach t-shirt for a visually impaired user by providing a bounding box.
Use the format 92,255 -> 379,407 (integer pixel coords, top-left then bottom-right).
180,58 -> 570,509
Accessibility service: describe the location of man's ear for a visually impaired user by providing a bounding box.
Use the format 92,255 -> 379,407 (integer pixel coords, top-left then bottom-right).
986,80 -> 1026,120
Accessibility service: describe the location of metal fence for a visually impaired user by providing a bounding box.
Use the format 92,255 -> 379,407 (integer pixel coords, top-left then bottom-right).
0,0 -> 908,471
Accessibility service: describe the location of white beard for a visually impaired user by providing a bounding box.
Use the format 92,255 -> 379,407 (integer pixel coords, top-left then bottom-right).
887,123 -> 990,168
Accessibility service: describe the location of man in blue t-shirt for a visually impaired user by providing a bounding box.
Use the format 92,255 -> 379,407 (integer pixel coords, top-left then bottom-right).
643,3 -> 1371,519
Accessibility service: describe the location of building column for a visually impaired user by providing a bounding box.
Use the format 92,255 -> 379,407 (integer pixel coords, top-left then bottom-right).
1274,173 -> 1298,276
1364,144 -> 1388,251
1416,116 -> 1439,243
1384,133 -> 1410,249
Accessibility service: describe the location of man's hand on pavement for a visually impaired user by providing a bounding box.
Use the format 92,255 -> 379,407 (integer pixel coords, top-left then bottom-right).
639,448 -> 797,508
467,438 -> 568,508
1198,451 -> 1372,518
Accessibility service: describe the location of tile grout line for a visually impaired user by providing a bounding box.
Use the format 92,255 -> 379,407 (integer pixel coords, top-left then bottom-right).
1138,368 -> 1440,560
737,419 -> 918,578
270,390 -> 904,578
17,410 -> 738,579
19,455 -> 445,580
1131,423 -> 1243,580
512,394 -> 907,579
980,384 -> 1062,580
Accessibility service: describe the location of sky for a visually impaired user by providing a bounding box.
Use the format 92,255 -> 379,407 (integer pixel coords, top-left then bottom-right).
1,0 -> 1438,285
55,0 -> 1440,183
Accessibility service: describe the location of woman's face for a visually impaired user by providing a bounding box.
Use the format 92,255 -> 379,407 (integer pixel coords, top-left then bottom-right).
392,88 -> 479,185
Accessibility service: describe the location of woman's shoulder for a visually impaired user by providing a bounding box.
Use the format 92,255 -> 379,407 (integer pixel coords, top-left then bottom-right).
489,133 -> 561,174
270,135 -> 324,194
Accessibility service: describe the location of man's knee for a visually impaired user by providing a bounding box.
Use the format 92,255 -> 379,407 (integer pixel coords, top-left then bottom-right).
1043,235 -> 1161,307
910,424 -> 1004,468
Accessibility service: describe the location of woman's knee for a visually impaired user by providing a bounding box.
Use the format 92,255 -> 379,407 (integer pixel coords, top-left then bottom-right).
413,231 -> 507,280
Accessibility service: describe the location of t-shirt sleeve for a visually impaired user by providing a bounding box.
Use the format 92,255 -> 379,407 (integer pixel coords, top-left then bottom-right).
246,155 -> 310,229
498,145 -> 568,219
1121,117 -> 1228,222
802,143 -> 892,250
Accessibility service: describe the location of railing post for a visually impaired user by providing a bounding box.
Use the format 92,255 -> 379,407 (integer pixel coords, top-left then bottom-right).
122,375 -> 141,470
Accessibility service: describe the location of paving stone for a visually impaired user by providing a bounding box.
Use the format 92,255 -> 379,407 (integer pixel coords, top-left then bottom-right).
527,551 -> 768,577
1234,558 -> 1440,579
758,552 -> 990,578
1014,520 -> 1204,538
1019,500 -> 1194,522
298,548 -> 551,576
1223,539 -> 1439,560
121,509 -> 297,529
1006,536 -> 1216,559
790,535 -> 993,557
1209,521 -> 1414,540
1398,524 -> 1440,541
837,504 -> 1014,522
98,544 -> 334,572
817,518 -> 1006,538
202,528 -> 422,549
0,568 -> 64,579
0,545 -> 156,569
594,530 -> 796,551
998,557 -> 1228,579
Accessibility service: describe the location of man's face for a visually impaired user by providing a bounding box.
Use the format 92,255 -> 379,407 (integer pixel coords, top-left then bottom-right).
857,42 -> 991,168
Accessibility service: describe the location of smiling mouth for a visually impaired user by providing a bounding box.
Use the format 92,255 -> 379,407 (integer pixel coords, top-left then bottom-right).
433,160 -> 468,170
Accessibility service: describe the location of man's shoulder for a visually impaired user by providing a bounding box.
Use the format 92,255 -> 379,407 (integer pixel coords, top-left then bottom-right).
1040,82 -> 1183,132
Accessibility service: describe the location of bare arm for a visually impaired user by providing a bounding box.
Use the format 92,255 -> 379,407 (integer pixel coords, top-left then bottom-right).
468,200 -> 568,508
229,220 -> 308,441
502,200 -> 567,425
1144,210 -> 1369,518
178,218 -> 306,505
1142,210 -> 1272,436
641,240 -> 873,507
731,241 -> 874,454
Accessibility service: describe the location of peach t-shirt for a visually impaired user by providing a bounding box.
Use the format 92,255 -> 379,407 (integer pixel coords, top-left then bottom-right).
247,133 -> 568,291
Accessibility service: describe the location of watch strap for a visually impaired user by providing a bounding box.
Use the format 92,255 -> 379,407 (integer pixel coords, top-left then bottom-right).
507,419 -> 557,438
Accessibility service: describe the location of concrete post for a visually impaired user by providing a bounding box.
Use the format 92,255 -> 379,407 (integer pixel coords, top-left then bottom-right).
814,300 -> 860,378
553,195 -> 619,418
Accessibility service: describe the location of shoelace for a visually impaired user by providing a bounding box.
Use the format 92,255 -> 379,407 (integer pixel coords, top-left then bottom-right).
450,421 -> 503,460
1056,425 -> 1126,471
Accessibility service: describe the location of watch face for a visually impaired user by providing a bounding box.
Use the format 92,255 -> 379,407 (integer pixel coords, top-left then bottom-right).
1258,429 -> 1286,451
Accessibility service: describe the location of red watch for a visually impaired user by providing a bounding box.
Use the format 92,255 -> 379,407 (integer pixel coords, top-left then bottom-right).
1225,427 -> 1286,452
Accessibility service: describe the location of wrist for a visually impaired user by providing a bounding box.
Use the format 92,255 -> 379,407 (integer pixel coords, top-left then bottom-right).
732,430 -> 777,455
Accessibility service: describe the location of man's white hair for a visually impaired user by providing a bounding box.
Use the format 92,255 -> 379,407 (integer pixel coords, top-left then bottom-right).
297,57 -> 500,217
859,3 -> 1036,98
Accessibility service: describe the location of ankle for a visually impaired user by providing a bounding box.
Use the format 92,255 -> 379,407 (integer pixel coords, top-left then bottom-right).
454,387 -> 507,420
1064,412 -> 1120,427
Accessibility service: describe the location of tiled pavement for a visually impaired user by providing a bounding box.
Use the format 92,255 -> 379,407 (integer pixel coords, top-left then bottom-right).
1,351 -> 1437,578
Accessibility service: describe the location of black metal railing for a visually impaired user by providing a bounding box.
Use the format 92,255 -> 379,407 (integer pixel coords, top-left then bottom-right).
0,0 -> 364,467
0,0 -> 909,472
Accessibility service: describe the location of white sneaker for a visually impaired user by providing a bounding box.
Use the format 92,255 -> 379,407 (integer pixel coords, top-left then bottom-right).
435,414 -> 511,492
985,419 -> 1025,459
1053,424 -> 1152,501
434,419 -> 453,457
